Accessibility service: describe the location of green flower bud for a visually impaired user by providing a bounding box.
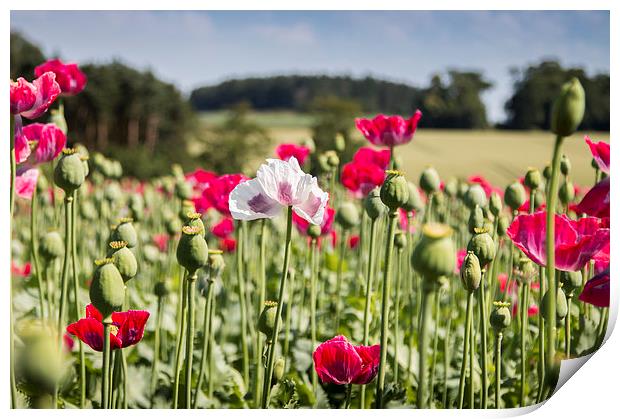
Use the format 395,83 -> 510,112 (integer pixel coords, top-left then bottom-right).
129,195 -> 145,222
394,231 -> 407,250
208,250 -> 226,279
560,155 -> 571,176
325,150 -> 340,169
543,164 -> 552,181
514,258 -> 536,284
363,187 -> 386,220
166,217 -> 181,236
541,287 -> 568,322
334,133 -> 346,152
443,177 -> 458,198
89,259 -> 125,320
54,149 -> 85,194
336,202 -> 360,230
504,181 -> 527,211
412,224 -> 456,281
497,215 -> 509,237
467,228 -> 496,267
80,200 -> 97,221
524,167 -> 542,190
179,200 -> 196,222
307,224 -> 322,239
490,301 -> 512,332
176,225 -> 209,273
39,231 -> 64,261
154,280 -> 169,298
489,192 -> 503,217
559,180 -> 575,205
402,182 -> 423,212
468,205 -> 485,234
175,180 -> 193,200
419,167 -> 441,195
560,271 -> 583,295
274,357 -> 286,382
16,325 -> 63,395
380,170 -> 409,211
464,184 -> 487,209
258,301 -> 280,339
551,77 -> 585,137
301,138 -> 316,153
457,181 -> 469,199
112,218 -> 138,248
460,251 -> 482,292
108,241 -> 138,282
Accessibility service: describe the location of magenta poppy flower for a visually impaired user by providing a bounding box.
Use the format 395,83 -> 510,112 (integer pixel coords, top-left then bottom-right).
575,177 -> 609,218
352,147 -> 391,170
276,143 -> 311,165
11,261 -> 32,278
579,269 -> 610,307
204,173 -> 249,216
468,175 -> 497,198
593,242 -> 610,274
21,123 -> 67,163
66,304 -> 149,352
35,58 -> 87,96
212,217 -> 235,239
348,235 -> 360,249
292,206 -> 335,236
341,161 -> 386,198
455,249 -> 468,273
10,72 -> 61,119
152,233 -> 169,253
313,335 -> 380,385
15,166 -> 39,200
507,211 -> 609,272
355,111 -> 423,147
398,208 -> 417,234
220,237 -> 236,253
185,168 -> 216,194
585,136 -> 610,174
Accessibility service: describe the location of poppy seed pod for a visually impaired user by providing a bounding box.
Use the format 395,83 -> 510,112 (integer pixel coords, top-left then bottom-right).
524,167 -> 542,190
464,184 -> 487,209
515,258 -> 536,284
394,231 -> 407,250
74,144 -> 90,176
54,149 -> 85,194
412,223 -> 456,281
490,302 -> 512,332
467,228 -> 496,267
419,167 -> 441,195
543,164 -> 552,181
108,241 -> 138,282
364,188 -> 386,220
325,150 -> 340,169
258,301 -> 280,339
208,250 -> 226,279
504,181 -> 527,212
551,77 -> 585,137
457,181 -> 469,200
460,251 -> 482,292
380,170 -> 409,211
334,133 -> 346,152
110,161 -> 123,179
336,202 -> 360,230
175,180 -> 193,200
80,200 -> 97,221
401,182 -> 423,213
444,177 -> 458,198
112,218 -> 138,248
129,195 -> 145,222
184,212 -> 205,234
497,215 -> 509,237
166,218 -> 181,236
154,280 -> 169,298
104,182 -> 122,203
179,200 -> 196,222
89,258 -> 125,320
274,357 -> 286,382
541,287 -> 569,322
560,155 -> 571,176
16,326 -> 63,396
307,224 -> 322,239
560,270 -> 583,295
468,205 -> 485,234
143,244 -> 160,264
489,192 -> 503,217
559,180 -> 575,205
176,225 -> 209,274
39,231 -> 64,261
532,189 -> 544,210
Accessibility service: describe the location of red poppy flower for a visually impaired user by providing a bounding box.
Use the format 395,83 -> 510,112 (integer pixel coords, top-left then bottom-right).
11,261 -> 32,277
512,303 -> 539,318
352,147 -> 391,170
498,272 -> 518,294
66,304 -> 149,352
185,168 -> 216,194
579,268 -> 609,308
593,242 -> 610,274
313,335 -> 380,385
341,161 -> 385,198
220,237 -> 237,253
507,211 -> 609,272
10,72 -> 61,119
293,206 -> 335,236
355,111 -> 422,147
212,217 -> 235,239
348,235 -> 360,249
575,177 -> 609,218
21,123 -> 67,163
153,233 -> 169,253
35,59 -> 87,96
63,332 -> 75,352
203,174 -> 249,216
276,144 -> 311,165
15,167 -> 39,200
585,136 -> 610,174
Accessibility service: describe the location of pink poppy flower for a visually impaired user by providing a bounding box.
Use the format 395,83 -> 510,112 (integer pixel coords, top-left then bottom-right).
349,235 -> 360,249
35,58 -> 87,96
585,136 -> 610,174
10,72 -> 61,119
455,249 -> 467,273
313,335 -> 380,385
507,211 -> 610,272
293,206 -> 335,236
498,272 -> 518,294
399,208 -> 417,234
352,147 -> 391,170
21,123 -> 66,163
66,304 -> 149,352
185,168 -> 216,193
355,111 -> 422,147
11,261 -> 32,277
575,177 -> 609,218
468,175 -> 497,198
15,166 -> 39,199
63,332 -> 75,352
579,269 -> 609,308
220,237 -> 236,253
153,233 -> 169,253
212,217 -> 235,239
341,161 -> 386,198
276,143 -> 311,165
205,173 -> 249,216
593,242 -> 610,274
512,303 -> 539,318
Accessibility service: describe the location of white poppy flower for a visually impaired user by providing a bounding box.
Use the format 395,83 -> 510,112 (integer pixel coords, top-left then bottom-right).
229,157 -> 328,225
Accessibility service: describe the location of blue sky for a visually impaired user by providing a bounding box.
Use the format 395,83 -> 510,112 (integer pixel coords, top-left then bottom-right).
11,10 -> 609,122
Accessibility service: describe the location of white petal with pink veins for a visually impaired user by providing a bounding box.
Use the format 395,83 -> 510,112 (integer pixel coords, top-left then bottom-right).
229,178 -> 282,220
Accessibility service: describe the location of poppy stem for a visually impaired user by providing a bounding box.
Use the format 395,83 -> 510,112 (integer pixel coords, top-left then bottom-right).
102,321 -> 112,409
392,248 -> 403,383
565,294 -> 572,358
344,383 -> 353,409
261,206 -> 293,408
360,218 -> 377,408
478,269 -> 489,409
310,238 -> 319,397
150,292 -> 164,407
418,282 -> 436,408
71,190 -> 86,408
536,266 -> 546,403
442,312 -> 453,408
519,282 -> 527,406
375,209 -> 397,409
334,229 -> 348,334
458,291 -> 473,409
429,287 -> 442,405
494,332 -> 503,408
283,269 -> 296,368
194,273 -> 213,408
235,221 -> 250,386
185,271 -> 197,408
468,305 -> 475,409
254,219 -> 267,407
172,273 -> 188,409
30,185 -> 46,319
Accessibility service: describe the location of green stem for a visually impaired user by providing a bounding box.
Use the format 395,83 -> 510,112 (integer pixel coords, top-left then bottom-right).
478,270 -> 489,408
150,293 -> 164,406
536,266 -> 546,403
185,271 -> 197,408
310,239 -> 319,397
495,332 -> 503,408
519,283 -> 527,406
442,313 -> 453,408
375,210 -> 397,409
172,275 -> 188,408
458,292 -> 473,409
207,285 -> 217,399
194,276 -> 213,408
71,191 -> 86,408
469,307 -> 475,409
102,321 -> 112,409
429,288 -> 441,406
261,206 -> 293,408
254,219 -> 267,407
344,384 -> 353,409
236,222 -> 250,386
334,229 -> 348,334
393,249 -> 403,382
30,185 -> 46,318
283,269 -> 296,367
418,284 -> 436,408
565,295 -> 572,358
360,218 -> 377,408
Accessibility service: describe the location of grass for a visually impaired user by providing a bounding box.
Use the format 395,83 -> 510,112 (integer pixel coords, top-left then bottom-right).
199,111 -> 609,188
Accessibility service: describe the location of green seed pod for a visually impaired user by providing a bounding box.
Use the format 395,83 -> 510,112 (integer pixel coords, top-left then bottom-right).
104,182 -> 122,203
334,133 -> 346,152
468,205 -> 485,234
460,251 -> 482,292
559,180 -> 575,205
39,231 -> 64,261
497,215 -> 509,237
532,189 -> 545,210
112,218 -> 138,248
515,258 -> 537,284
380,170 -> 409,211
402,182 -> 423,212
443,177 -> 458,198
541,287 -> 569,322
301,137 -> 316,153
336,202 -> 360,230
363,187 -> 386,220
419,167 -> 441,195
111,161 -> 123,179
176,225 -> 209,273
543,164 -> 552,181
36,171 -> 48,194
54,149 -> 85,194
179,200 -> 196,222
394,231 -> 407,250
412,223 -> 456,281
129,195 -> 145,222
16,325 -> 63,395
307,224 -> 322,239
504,181 -> 527,212
143,244 -> 160,264
551,77 -> 585,137
80,200 -> 97,221
489,192 -> 502,217
258,301 -> 279,339
464,184 -> 487,209
524,167 -> 542,190
154,280 -> 169,298
108,241 -> 138,282
89,259 -> 125,320
490,301 -> 512,332
560,155 -> 571,176
560,270 -> 583,295
184,212 -> 205,234
467,228 -> 496,267
175,180 -> 193,200
208,250 -> 226,279
457,181 -> 469,200
74,144 -> 90,177
166,217 -> 181,236
274,357 -> 286,382
591,158 -> 599,170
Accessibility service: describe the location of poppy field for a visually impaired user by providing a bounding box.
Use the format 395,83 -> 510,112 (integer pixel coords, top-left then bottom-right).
9,61 -> 611,410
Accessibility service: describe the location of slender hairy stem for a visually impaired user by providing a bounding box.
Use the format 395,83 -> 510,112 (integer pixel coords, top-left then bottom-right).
536,266 -> 546,403
519,283 -> 527,406
102,321 -> 112,409
30,186 -> 46,318
344,384 -> 353,409
194,276 -> 213,408
150,293 -> 164,406
254,219 -> 267,407
469,309 -> 475,409
334,229 -> 348,334
458,292 -> 473,409
360,218 -> 377,408
418,284 -> 436,408
172,275 -> 188,408
495,332 -> 503,408
442,313 -> 453,408
185,272 -> 197,408
235,222 -> 250,386
478,270 -> 489,408
429,288 -> 442,405
71,191 -> 86,408
261,206 -> 293,408
393,249 -> 403,381
310,239 -> 319,397
283,269 -> 296,367
565,295 -> 572,358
